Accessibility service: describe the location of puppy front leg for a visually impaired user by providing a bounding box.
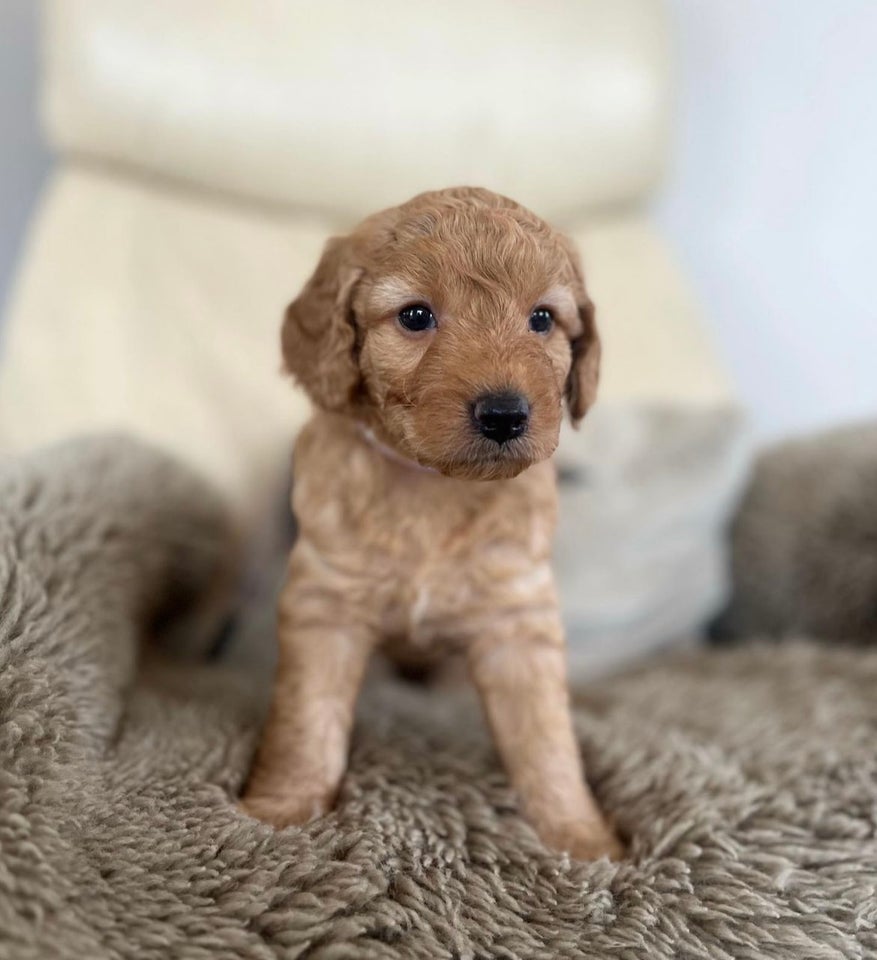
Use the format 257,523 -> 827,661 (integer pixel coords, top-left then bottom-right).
468,621 -> 623,860
241,584 -> 375,829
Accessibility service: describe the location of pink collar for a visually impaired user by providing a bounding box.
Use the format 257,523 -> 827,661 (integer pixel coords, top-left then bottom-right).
355,423 -> 440,475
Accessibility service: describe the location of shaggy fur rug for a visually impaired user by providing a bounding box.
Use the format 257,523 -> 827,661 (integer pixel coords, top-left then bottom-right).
1,436 -> 875,959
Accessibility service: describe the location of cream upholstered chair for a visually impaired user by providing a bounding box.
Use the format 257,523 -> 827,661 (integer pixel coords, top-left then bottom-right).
0,0 -> 748,675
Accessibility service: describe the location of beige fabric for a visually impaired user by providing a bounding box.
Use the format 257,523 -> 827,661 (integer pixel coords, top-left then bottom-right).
0,165 -> 733,534
570,220 -> 734,405
42,0 -> 671,221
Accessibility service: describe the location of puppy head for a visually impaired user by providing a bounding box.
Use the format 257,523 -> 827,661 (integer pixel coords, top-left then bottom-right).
283,187 -> 600,480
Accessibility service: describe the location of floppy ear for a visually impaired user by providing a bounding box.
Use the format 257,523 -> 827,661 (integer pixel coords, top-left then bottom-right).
281,237 -> 363,411
558,235 -> 601,425
566,296 -> 601,425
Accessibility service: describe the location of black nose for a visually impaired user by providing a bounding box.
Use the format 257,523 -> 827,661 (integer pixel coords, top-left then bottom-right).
473,391 -> 530,444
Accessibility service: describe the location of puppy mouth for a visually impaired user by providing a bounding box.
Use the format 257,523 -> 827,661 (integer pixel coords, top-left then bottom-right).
470,435 -> 533,461
431,435 -> 545,480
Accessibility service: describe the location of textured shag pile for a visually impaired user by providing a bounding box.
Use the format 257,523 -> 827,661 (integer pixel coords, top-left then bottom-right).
1,436 -> 875,959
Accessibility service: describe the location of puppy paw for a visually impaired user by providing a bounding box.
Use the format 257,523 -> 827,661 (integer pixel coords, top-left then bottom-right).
569,824 -> 626,861
238,790 -> 331,829
544,819 -> 625,861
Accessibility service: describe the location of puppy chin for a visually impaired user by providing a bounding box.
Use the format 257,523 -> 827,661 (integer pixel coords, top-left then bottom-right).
440,457 -> 533,481
417,436 -> 557,482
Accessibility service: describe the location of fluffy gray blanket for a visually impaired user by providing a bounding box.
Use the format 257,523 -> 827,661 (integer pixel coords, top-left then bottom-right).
1,436 -> 875,959
715,421 -> 877,644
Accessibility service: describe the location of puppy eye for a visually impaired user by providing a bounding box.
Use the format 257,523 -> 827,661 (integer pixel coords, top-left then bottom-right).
398,304 -> 436,332
529,307 -> 554,334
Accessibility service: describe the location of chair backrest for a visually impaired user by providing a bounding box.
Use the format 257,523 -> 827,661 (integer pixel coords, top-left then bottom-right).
42,0 -> 671,224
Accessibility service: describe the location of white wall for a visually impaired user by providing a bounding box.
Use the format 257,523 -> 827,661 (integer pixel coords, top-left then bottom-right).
0,0 -> 51,313
655,0 -> 877,441
0,1 -> 874,441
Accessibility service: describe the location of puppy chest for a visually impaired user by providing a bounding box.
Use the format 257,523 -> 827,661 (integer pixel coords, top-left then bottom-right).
380,565 -> 475,655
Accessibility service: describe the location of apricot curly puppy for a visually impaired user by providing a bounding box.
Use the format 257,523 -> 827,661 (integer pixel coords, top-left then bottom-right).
242,187 -> 622,860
